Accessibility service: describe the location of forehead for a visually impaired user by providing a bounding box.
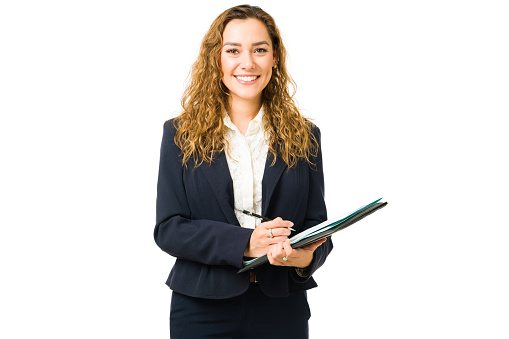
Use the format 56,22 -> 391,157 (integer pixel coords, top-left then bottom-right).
222,18 -> 271,45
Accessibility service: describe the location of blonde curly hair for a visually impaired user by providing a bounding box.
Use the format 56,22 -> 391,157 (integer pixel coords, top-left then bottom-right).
174,4 -> 318,169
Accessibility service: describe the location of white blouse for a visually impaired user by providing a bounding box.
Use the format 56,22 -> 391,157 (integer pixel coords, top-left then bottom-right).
223,108 -> 269,229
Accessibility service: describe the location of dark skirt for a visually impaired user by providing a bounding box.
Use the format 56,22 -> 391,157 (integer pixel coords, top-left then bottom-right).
170,283 -> 310,339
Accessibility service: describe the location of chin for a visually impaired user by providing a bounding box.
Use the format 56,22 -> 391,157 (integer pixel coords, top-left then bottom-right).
231,91 -> 263,102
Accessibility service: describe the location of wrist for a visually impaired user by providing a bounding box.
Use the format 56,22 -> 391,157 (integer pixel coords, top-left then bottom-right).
244,245 -> 253,257
244,232 -> 255,257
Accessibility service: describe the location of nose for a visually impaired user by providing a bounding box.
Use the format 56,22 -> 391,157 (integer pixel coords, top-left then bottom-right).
240,51 -> 255,70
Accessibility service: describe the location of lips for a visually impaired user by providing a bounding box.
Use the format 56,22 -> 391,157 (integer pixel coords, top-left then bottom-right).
234,75 -> 260,83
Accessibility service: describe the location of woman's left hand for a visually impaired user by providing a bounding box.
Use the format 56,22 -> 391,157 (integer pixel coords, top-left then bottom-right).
267,238 -> 327,268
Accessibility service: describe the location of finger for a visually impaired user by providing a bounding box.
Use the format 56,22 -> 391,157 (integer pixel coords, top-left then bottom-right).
264,227 -> 291,244
259,217 -> 282,229
282,239 -> 293,258
265,230 -> 289,246
269,227 -> 291,238
268,244 -> 285,265
263,217 -> 294,230
267,246 -> 276,265
267,217 -> 283,227
271,241 -> 290,266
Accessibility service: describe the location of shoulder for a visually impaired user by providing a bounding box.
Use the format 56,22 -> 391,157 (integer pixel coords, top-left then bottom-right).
162,118 -> 183,147
306,120 -> 321,142
160,118 -> 181,158
163,118 -> 178,136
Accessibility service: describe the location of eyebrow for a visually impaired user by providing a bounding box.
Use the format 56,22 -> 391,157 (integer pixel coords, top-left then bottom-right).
223,40 -> 270,47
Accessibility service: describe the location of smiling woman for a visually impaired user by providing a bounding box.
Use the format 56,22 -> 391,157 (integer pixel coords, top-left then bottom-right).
173,5 -> 317,169
155,4 -> 332,338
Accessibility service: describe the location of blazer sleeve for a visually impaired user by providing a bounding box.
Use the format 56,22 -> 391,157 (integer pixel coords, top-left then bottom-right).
154,120 -> 253,268
290,125 -> 333,282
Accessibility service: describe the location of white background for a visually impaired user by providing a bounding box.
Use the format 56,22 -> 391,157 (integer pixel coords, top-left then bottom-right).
1,0 -> 508,338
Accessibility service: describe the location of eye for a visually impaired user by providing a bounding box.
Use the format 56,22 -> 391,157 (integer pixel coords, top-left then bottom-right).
255,48 -> 268,53
225,48 -> 239,54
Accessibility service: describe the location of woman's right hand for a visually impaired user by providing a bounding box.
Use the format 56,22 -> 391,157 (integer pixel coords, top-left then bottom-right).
244,217 -> 293,258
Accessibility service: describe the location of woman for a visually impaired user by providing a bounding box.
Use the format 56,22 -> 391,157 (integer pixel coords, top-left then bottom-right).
155,5 -> 332,338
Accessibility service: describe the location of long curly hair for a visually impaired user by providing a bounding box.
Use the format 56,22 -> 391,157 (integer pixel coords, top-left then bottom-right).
174,4 -> 318,169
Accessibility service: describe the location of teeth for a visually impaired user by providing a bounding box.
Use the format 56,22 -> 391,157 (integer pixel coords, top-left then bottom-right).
235,76 -> 258,82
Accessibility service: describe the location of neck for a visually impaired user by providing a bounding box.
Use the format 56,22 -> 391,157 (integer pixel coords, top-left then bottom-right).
228,97 -> 262,135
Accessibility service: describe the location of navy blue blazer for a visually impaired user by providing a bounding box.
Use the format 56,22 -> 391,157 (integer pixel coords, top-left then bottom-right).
155,119 -> 333,299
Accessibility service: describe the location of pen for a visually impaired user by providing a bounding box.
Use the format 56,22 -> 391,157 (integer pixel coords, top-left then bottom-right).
238,209 -> 296,231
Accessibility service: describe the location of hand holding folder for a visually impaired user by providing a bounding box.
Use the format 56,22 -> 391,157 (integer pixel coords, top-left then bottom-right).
238,198 -> 388,273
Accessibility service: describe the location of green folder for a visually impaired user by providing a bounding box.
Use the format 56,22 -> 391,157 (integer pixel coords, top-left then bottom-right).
238,198 -> 388,273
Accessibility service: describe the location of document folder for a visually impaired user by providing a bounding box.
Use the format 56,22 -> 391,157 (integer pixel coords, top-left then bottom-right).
238,198 -> 388,273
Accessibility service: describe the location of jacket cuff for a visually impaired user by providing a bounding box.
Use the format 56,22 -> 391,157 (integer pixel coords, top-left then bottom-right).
295,266 -> 311,278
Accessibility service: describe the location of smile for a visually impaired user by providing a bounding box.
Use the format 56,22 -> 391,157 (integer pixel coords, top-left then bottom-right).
234,75 -> 260,83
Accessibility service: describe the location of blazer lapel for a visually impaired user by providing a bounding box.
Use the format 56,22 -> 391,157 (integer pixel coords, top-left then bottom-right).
261,152 -> 287,216
198,152 -> 240,226
199,151 -> 287,224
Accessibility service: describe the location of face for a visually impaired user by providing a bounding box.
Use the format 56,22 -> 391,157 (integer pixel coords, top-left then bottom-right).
221,18 -> 276,106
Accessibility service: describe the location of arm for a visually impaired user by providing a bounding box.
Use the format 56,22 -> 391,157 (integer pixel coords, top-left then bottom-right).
154,121 -> 253,268
267,125 -> 333,278
297,126 -> 333,277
